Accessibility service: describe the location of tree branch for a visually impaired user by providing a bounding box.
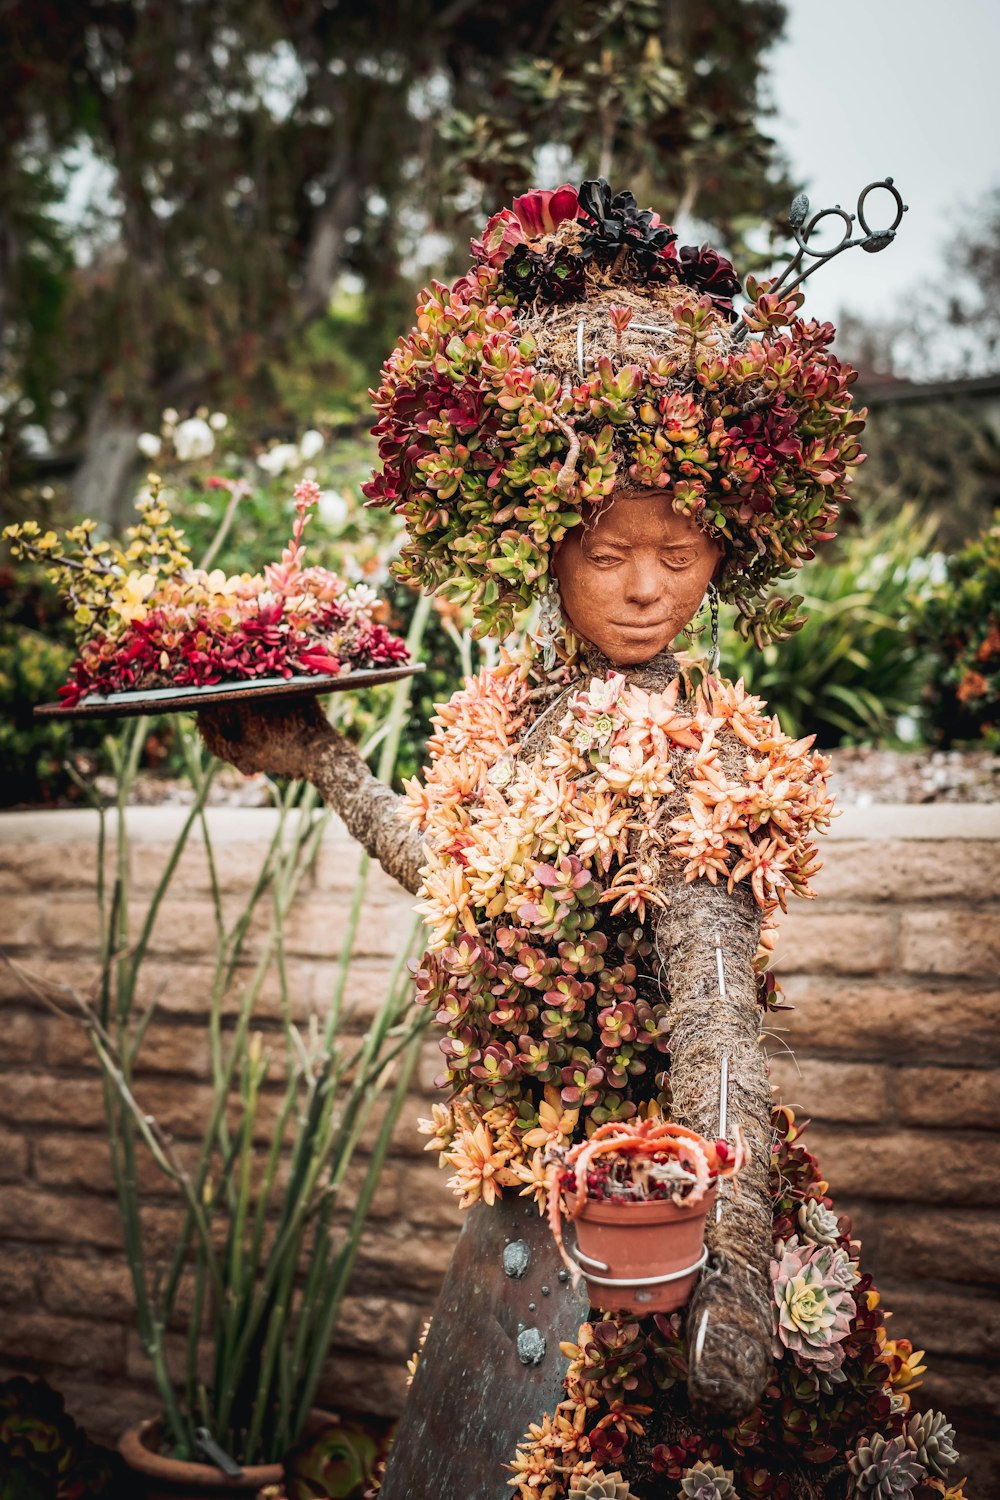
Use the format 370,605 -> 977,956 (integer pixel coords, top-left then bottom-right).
197,697 -> 426,895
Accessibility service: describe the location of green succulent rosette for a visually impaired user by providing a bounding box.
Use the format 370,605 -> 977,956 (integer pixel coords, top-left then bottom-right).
363,179 -> 866,645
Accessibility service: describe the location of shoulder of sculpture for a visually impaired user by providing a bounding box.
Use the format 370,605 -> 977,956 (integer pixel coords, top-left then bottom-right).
688,673 -> 833,793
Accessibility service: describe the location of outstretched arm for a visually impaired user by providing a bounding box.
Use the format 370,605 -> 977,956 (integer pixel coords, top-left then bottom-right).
198,697 -> 426,895
656,870 -> 773,1422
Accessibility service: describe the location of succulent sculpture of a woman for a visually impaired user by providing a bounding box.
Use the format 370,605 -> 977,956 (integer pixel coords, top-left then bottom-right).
201,181 -> 967,1500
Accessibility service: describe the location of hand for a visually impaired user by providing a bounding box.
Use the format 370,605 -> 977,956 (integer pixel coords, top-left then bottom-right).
197,694 -> 339,780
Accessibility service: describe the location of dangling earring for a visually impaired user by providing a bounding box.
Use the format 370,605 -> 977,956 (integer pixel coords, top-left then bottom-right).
707,582 -> 720,676
532,581 -> 563,672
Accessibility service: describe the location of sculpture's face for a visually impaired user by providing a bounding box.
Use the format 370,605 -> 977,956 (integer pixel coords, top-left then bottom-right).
552,489 -> 721,665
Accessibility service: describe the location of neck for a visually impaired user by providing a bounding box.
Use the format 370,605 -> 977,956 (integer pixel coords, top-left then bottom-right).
579,639 -> 680,688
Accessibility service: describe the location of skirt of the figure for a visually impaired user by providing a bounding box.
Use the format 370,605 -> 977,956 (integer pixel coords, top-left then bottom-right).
379,1195 -> 590,1500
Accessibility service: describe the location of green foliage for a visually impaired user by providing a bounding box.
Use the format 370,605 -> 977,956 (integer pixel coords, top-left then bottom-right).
0,1376 -> 123,1499
0,567 -> 109,806
853,396 -> 1000,554
452,0 -> 793,264
714,505 -> 937,746
0,0 -> 793,484
58,681 -> 431,1466
911,512 -> 1000,746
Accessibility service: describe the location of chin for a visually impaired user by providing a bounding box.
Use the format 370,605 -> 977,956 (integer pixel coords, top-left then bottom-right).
601,635 -> 673,666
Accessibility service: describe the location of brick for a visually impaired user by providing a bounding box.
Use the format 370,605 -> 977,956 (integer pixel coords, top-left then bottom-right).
350,1224 -> 453,1296
398,1158 -> 464,1232
0,1070 -> 105,1129
0,1247 -> 37,1305
417,1034 -> 446,1095
309,829 -> 365,892
955,1433 -> 1000,1496
778,978 -> 1000,1064
805,1127 -> 1000,1206
768,1057 -> 887,1124
0,1185 -> 125,1249
896,1066 -> 1000,1130
43,1017 -> 218,1078
137,899 -> 225,957
901,908 -> 1000,977
0,1312 -> 124,1375
130,839 -> 260,897
284,897 -> 412,961
0,895 -> 44,947
334,1294 -> 420,1361
117,1075 -> 219,1138
39,1255 -> 136,1321
917,1356 -> 1000,1427
316,1351 -> 410,1420
0,954 -> 109,1007
867,1207 -> 1000,1287
812,839 -> 1000,903
2,1010 -> 42,1063
33,1375 -> 155,1450
0,840 -> 101,893
0,1128 -> 29,1181
339,1154 -> 403,1223
37,898 -> 106,953
33,1133 -> 134,1195
125,1327 -> 213,1386
140,1204 -> 189,1259
390,1093 -> 447,1159
876,1283 -> 1000,1359
332,960 -> 415,1025
770,909 -> 895,975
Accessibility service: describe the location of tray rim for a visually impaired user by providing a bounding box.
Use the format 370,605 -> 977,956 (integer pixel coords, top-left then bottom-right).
33,662 -> 425,721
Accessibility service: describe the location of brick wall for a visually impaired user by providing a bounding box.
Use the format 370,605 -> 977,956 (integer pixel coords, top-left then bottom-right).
1,803 -> 998,1489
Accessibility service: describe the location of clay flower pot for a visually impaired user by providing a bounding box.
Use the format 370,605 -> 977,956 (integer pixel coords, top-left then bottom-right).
119,1420 -> 283,1500
569,1183 -> 716,1315
547,1117 -> 746,1316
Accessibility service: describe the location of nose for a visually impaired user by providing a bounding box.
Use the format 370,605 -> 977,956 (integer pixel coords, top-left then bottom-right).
623,556 -> 662,609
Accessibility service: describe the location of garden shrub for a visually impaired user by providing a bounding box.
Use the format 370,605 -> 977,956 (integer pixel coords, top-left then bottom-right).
717,505 -> 936,746
912,511 -> 1000,746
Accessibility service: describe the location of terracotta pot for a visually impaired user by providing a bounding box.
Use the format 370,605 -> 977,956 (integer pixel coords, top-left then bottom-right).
569,1184 -> 715,1315
119,1419 -> 283,1500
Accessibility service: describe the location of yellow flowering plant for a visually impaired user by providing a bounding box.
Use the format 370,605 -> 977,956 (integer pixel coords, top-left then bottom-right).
3,478 -> 409,707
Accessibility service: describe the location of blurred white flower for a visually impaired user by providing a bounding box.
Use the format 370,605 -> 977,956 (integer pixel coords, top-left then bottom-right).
209,411 -> 229,431
318,488 -> 348,528
299,428 -> 324,461
137,433 -> 162,458
257,442 -> 301,477
343,583 -> 379,616
173,417 -> 215,462
162,407 -> 179,426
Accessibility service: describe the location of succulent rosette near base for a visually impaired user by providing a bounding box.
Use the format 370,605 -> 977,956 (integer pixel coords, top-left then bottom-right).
5,479 -> 409,707
364,177 -> 864,644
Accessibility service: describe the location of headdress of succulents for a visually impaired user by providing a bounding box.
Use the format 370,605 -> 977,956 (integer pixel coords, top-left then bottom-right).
364,176 -> 906,647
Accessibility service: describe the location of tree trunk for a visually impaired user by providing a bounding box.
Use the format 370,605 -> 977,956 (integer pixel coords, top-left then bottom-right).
69,393 -> 141,529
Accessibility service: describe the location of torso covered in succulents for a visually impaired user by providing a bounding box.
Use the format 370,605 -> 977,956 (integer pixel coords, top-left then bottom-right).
406,650 -> 833,1209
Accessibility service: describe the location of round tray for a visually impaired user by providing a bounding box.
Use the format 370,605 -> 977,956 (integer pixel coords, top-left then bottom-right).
34,663 -> 425,721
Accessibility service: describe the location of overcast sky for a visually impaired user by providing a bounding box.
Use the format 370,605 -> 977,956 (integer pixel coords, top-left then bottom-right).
766,0 -> 1000,322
